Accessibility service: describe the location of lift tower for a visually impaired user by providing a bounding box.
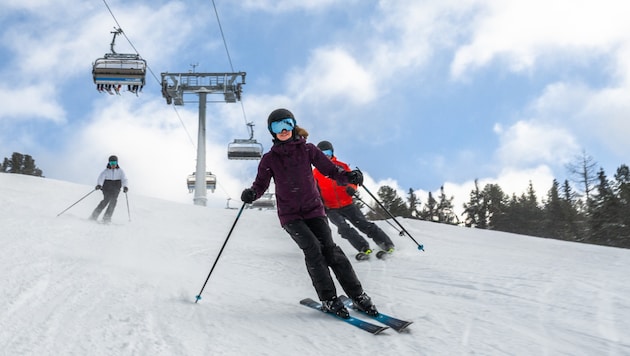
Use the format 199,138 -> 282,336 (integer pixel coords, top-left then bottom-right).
161,71 -> 246,206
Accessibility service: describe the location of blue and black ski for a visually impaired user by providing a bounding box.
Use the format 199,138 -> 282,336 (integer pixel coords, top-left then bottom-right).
339,295 -> 413,332
299,298 -> 389,335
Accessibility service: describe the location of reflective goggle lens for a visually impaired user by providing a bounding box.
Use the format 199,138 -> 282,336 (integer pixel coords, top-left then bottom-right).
270,118 -> 295,134
110,161 -> 117,165
322,149 -> 333,157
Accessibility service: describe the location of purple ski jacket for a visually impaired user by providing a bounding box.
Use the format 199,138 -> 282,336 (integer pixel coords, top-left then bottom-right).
249,137 -> 351,226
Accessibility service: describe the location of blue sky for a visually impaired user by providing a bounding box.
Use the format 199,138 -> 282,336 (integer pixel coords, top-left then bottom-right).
2,0 -> 630,213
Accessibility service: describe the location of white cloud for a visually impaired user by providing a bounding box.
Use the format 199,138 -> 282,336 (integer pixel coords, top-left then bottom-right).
494,120 -> 578,169
527,81 -> 630,158
451,0 -> 630,78
240,0 -> 344,12
288,47 -> 377,106
0,85 -> 65,122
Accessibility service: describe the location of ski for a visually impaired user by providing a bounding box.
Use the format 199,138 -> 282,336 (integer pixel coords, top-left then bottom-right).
376,248 -> 395,259
339,295 -> 413,332
299,298 -> 389,335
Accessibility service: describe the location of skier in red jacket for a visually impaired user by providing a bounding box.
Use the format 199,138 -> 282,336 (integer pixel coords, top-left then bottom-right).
313,141 -> 395,260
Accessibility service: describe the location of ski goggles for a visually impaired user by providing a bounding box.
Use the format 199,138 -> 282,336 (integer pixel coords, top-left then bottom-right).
322,149 -> 333,157
109,161 -> 118,165
270,118 -> 295,134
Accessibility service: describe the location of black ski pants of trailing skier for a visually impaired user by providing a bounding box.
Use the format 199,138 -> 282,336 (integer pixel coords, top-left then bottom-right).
91,188 -> 120,222
327,203 -> 395,252
284,216 -> 363,301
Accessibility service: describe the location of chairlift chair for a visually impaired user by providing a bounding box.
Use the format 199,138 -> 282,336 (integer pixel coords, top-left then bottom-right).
92,28 -> 147,94
228,139 -> 263,160
250,192 -> 276,210
228,122 -> 263,160
187,172 -> 216,193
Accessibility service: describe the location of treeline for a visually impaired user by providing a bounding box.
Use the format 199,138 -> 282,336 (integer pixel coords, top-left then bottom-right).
1,152 -> 44,177
363,155 -> 630,249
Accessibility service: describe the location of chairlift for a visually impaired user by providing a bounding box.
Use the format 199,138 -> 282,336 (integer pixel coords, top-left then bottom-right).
187,172 -> 216,193
92,28 -> 147,95
250,192 -> 276,210
228,122 -> 263,160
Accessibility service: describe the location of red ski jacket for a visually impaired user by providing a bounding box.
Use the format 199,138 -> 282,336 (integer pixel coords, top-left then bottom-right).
313,156 -> 356,209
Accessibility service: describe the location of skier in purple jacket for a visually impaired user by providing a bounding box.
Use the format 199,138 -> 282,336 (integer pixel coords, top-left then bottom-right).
241,108 -> 378,319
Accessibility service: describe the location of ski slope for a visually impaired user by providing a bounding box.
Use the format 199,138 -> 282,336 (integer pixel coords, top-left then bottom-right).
1,173 -> 629,355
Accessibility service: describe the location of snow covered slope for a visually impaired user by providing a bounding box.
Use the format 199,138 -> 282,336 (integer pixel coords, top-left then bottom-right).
1,173 -> 629,355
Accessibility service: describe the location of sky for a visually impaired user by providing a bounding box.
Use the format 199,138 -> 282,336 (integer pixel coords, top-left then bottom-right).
2,173 -> 630,355
2,1 -> 630,214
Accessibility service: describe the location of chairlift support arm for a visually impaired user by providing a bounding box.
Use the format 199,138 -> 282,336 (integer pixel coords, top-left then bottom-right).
109,27 -> 123,54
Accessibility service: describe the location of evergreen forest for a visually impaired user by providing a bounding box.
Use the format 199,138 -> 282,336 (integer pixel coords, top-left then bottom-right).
365,153 -> 630,249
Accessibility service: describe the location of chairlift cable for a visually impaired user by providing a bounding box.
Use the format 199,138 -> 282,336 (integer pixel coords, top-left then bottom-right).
100,0 -> 232,199
210,0 -> 252,132
101,0 -> 195,151
101,0 -> 161,87
173,106 -> 198,150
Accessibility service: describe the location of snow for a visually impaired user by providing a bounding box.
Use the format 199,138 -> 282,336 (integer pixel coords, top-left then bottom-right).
1,173 -> 629,356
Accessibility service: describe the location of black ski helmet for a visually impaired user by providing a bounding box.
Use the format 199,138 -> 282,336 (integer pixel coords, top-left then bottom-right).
317,140 -> 334,156
108,155 -> 118,162
267,108 -> 296,136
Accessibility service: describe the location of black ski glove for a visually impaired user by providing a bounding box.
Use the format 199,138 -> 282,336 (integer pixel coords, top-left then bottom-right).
95,185 -> 102,190
345,170 -> 363,186
241,188 -> 256,203
123,187 -> 128,193
346,186 -> 356,196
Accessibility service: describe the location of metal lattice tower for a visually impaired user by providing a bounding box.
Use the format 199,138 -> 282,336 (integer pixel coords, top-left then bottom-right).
161,71 -> 246,206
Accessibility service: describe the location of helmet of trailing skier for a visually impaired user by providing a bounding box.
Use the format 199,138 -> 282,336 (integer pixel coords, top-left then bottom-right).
317,141 -> 334,157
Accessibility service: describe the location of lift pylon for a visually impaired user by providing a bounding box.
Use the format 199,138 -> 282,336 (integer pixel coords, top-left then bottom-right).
161,71 -> 246,206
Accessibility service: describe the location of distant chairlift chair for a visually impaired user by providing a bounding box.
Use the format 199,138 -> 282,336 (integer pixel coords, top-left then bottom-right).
250,192 -> 276,210
187,172 -> 216,193
228,122 -> 263,160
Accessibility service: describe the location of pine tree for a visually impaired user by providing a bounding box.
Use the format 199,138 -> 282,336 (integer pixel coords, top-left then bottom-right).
436,186 -> 458,225
589,168 -> 622,246
566,150 -> 598,214
560,179 -> 587,242
463,179 -> 487,228
1,157 -> 9,172
419,191 -> 437,221
365,186 -> 408,220
544,179 -> 582,240
2,152 -> 44,176
521,181 -> 544,236
483,183 -> 509,230
612,165 -> 630,247
406,188 -> 421,219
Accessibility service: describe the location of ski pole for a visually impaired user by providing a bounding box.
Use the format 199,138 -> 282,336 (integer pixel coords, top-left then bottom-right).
195,202 -> 247,303
354,195 -> 404,236
56,189 -> 97,217
125,192 -> 131,222
361,184 -> 424,251
354,170 -> 424,251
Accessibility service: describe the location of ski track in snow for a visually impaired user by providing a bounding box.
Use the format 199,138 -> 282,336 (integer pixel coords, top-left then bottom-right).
1,174 -> 630,355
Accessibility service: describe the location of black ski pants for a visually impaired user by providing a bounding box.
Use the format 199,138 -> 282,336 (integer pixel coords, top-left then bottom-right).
327,204 -> 395,251
92,188 -> 120,220
283,216 -> 363,301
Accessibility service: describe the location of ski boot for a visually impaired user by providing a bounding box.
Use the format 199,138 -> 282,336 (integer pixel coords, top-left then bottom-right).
321,296 -> 350,319
355,248 -> 373,261
376,246 -> 395,259
353,292 -> 379,316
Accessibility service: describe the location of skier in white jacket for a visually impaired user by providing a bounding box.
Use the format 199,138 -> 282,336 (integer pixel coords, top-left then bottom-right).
90,155 -> 129,223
